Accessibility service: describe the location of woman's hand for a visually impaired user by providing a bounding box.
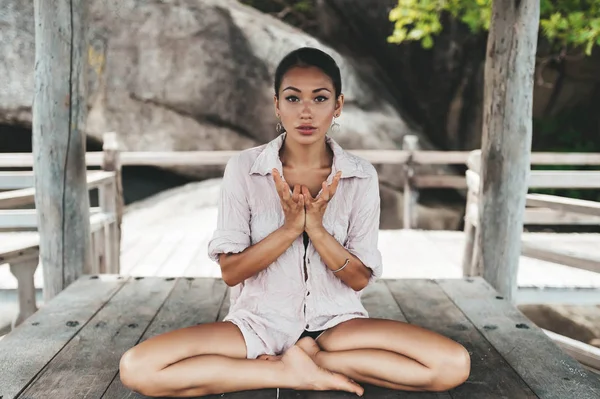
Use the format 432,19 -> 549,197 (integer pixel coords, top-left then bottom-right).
302,171 -> 342,234
272,169 -> 305,236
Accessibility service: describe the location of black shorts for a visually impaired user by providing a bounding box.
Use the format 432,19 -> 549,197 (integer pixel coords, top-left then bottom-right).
299,329 -> 325,341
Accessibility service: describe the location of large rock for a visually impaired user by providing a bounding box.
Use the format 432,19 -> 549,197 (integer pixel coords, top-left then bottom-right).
0,0 -> 461,229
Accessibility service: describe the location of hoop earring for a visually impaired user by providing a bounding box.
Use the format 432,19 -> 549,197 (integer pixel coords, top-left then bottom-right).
330,116 -> 340,134
276,121 -> 285,134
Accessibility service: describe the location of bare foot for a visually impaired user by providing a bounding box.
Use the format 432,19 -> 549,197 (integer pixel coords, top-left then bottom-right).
281,344 -> 364,396
296,336 -> 321,362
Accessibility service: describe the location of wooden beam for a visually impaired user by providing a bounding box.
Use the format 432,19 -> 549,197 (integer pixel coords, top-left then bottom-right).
402,135 -> 419,229
2,150 -> 600,168
32,0 -> 91,301
477,0 -> 540,301
528,171 -> 600,189
521,241 -> 600,274
526,193 -> 600,217
523,208 -> 600,225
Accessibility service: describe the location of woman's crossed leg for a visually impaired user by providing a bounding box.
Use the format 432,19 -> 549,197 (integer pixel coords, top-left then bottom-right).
301,318 -> 471,392
118,321 -> 363,398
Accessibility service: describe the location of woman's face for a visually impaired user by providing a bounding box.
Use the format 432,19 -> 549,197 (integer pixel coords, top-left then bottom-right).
274,66 -> 343,143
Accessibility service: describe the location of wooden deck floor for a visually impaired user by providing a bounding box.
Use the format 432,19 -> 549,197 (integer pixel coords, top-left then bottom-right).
1,274 -> 599,399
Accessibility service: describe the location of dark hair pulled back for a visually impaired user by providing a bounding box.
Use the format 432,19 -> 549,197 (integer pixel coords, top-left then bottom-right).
274,47 -> 342,99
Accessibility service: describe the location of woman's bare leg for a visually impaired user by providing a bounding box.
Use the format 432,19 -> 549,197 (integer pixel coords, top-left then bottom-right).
118,321 -> 364,398
297,318 -> 471,392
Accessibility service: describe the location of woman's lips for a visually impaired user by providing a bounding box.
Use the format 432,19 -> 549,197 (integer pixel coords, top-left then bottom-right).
297,126 -> 317,135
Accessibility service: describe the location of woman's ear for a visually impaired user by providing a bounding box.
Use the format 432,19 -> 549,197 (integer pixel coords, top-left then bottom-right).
273,95 -> 280,116
335,93 -> 344,116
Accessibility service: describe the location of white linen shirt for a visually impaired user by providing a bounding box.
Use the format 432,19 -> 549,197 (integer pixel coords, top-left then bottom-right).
207,132 -> 383,358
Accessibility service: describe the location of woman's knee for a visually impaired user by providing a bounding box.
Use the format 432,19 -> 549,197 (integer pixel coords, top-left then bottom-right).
428,343 -> 471,391
119,346 -> 160,396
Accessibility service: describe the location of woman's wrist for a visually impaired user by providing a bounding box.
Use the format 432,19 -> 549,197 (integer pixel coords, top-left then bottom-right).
305,225 -> 326,240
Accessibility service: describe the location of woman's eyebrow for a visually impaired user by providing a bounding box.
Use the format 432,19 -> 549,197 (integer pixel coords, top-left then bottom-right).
282,86 -> 332,93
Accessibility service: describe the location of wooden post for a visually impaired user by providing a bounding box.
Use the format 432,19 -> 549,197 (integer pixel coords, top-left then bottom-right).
102,132 -> 123,273
476,0 -> 540,301
9,256 -> 39,328
402,135 -> 419,229
32,0 -> 91,301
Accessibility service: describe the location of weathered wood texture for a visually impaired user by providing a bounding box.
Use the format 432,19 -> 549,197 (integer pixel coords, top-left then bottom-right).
1,276 -> 599,399
102,132 -> 124,273
477,0 -> 540,301
32,0 -> 91,301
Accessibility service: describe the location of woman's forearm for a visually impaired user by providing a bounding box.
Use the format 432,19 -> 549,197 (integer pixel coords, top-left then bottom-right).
307,226 -> 371,291
219,226 -> 300,286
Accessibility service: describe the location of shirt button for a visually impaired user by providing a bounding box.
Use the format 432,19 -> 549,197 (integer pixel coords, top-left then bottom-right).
307,291 -> 310,296
306,324 -> 309,329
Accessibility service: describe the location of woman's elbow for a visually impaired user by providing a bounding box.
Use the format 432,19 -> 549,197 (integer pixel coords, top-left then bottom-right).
219,254 -> 241,287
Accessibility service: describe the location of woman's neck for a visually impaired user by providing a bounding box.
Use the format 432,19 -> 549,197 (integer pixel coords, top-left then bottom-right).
280,136 -> 333,170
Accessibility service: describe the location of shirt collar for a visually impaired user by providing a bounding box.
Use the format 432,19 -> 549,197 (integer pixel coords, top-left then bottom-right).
249,132 -> 369,180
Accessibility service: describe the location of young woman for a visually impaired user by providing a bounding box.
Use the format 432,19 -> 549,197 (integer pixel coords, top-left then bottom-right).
119,47 -> 471,397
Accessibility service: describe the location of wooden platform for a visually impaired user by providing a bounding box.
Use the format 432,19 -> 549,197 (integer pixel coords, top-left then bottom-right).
1,274 -> 599,398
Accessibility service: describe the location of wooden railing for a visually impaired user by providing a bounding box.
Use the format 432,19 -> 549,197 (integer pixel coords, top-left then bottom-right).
3,133 -> 599,230
463,149 -> 600,277
0,134 -> 122,329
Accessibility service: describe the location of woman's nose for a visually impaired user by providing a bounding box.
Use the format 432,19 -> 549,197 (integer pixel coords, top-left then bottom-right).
300,103 -> 312,119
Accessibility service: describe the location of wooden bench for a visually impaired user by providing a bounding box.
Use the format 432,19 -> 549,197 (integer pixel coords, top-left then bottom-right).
0,274 -> 598,398
463,149 -> 600,276
0,170 -> 120,329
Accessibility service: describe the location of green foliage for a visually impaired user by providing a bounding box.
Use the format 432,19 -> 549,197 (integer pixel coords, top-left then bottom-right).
388,0 -> 600,55
531,105 -> 600,202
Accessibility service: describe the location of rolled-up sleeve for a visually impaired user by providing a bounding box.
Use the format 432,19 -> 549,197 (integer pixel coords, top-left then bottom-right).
208,154 -> 252,263
344,170 -> 383,283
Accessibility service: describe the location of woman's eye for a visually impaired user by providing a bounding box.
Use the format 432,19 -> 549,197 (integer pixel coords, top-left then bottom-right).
285,96 -> 299,102
315,96 -> 329,102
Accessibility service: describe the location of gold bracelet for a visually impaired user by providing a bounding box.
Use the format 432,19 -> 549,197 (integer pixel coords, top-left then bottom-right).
332,258 -> 349,273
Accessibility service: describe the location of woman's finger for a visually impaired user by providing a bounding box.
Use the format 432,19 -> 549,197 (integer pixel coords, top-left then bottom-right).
282,181 -> 291,201
301,186 -> 312,202
292,184 -> 300,202
272,169 -> 284,198
320,181 -> 330,202
329,171 -> 342,198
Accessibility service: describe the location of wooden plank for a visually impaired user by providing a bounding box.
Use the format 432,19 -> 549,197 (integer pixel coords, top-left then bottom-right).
362,280 -> 407,322
0,234 -> 39,264
126,229 -> 186,276
0,274 -> 127,399
0,187 -> 35,208
438,277 -> 600,398
521,242 -> 600,274
0,208 -> 108,230
523,208 -> 600,225
529,152 -> 600,165
387,279 -> 536,398
103,277 -> 231,398
19,276 -> 176,398
2,150 -> 600,169
0,172 -> 35,189
543,329 -> 600,373
155,232 -> 207,277
526,194 -> 600,217
528,171 -> 600,189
